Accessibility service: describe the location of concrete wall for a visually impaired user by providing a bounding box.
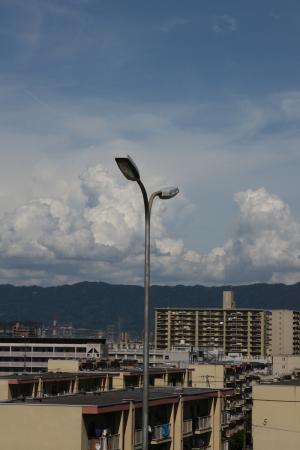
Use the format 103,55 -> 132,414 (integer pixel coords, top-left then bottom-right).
48,359 -> 80,372
0,404 -> 83,450
270,310 -> 294,355
252,383 -> 300,450
272,355 -> 300,376
0,379 -> 10,401
189,364 -> 225,388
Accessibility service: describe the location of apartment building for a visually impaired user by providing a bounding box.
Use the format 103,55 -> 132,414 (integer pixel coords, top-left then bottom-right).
0,386 -> 233,450
155,291 -> 269,357
155,291 -> 300,358
252,379 -> 300,450
0,337 -> 107,373
269,309 -> 300,355
189,362 -> 255,441
0,370 -> 114,401
0,365 -> 195,402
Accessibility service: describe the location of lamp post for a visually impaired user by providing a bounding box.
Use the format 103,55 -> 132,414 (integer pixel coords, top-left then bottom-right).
115,155 -> 179,450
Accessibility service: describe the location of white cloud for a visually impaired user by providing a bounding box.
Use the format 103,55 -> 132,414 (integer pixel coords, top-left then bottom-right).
1,161 -> 300,287
212,15 -> 237,33
1,85 -> 300,285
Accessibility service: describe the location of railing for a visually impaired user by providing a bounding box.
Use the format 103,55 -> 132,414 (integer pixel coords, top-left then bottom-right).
108,434 -> 120,450
134,429 -> 143,447
225,401 -> 235,410
183,419 -> 193,435
222,412 -> 231,425
222,441 -> 229,450
195,415 -> 211,432
151,424 -> 171,441
235,399 -> 244,407
89,435 -> 120,450
192,446 -> 211,450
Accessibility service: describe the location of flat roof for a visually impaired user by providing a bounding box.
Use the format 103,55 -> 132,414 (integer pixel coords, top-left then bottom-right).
156,307 -> 266,311
9,387 -> 233,412
0,337 -> 106,344
0,371 -> 117,384
261,379 -> 300,387
0,366 -> 190,383
156,307 -> 300,312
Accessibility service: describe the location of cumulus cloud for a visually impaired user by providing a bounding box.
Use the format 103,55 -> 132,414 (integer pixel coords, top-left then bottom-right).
0,161 -> 300,287
0,164 -> 189,284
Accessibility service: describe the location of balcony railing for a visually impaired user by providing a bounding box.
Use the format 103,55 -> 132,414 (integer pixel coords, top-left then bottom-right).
194,416 -> 211,433
222,412 -> 231,426
151,424 -> 171,442
89,434 -> 120,450
183,419 -> 193,436
108,434 -> 120,450
134,429 -> 143,447
192,446 -> 211,450
222,441 -> 229,450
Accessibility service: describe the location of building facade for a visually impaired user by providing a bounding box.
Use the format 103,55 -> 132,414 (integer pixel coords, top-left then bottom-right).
252,380 -> 300,450
269,309 -> 300,355
189,362 -> 255,441
155,291 -> 300,358
0,387 -> 233,450
0,337 -> 107,373
272,354 -> 300,376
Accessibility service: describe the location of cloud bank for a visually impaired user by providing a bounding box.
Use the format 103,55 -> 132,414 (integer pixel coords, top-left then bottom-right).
0,164 -> 299,286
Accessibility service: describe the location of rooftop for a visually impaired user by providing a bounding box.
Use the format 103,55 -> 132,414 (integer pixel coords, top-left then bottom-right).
8,387 -> 232,409
0,366 -> 191,383
0,337 -> 106,344
261,379 -> 300,387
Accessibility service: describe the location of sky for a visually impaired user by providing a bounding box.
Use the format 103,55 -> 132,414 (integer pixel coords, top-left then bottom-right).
1,0 -> 300,286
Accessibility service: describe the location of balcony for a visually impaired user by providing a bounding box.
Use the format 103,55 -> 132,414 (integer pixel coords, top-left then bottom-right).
183,419 -> 193,437
194,416 -> 212,434
221,441 -> 229,450
109,434 -> 120,450
89,434 -> 120,450
151,424 -> 171,444
221,412 -> 231,427
134,429 -> 142,448
192,446 -> 211,450
225,401 -> 235,411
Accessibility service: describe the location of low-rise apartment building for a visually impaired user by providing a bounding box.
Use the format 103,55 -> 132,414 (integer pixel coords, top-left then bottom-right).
113,366 -> 192,389
0,386 -> 233,450
0,371 -> 114,401
0,366 -> 193,401
0,337 -> 107,373
252,379 -> 300,450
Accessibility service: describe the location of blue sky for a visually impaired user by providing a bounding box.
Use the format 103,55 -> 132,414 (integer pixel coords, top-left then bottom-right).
1,0 -> 300,286
1,1 -> 300,101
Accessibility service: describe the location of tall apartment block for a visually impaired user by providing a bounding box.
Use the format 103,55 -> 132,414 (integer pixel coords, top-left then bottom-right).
155,291 -> 300,357
269,309 -> 300,355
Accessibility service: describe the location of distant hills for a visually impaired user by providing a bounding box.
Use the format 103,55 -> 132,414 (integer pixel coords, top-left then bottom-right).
0,281 -> 300,335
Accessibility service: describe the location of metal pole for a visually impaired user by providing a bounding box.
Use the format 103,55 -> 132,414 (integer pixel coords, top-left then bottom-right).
137,180 -> 151,450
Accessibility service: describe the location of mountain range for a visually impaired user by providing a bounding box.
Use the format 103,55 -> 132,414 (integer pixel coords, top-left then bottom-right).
0,281 -> 300,335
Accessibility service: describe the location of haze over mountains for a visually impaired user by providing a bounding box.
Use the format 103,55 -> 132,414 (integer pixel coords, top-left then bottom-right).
0,281 -> 300,335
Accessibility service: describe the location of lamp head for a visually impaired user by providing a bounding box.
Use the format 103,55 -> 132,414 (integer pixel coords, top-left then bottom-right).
115,155 -> 140,181
158,186 -> 179,199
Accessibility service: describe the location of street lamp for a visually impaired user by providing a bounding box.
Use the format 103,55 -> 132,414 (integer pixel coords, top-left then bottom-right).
115,155 -> 179,450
